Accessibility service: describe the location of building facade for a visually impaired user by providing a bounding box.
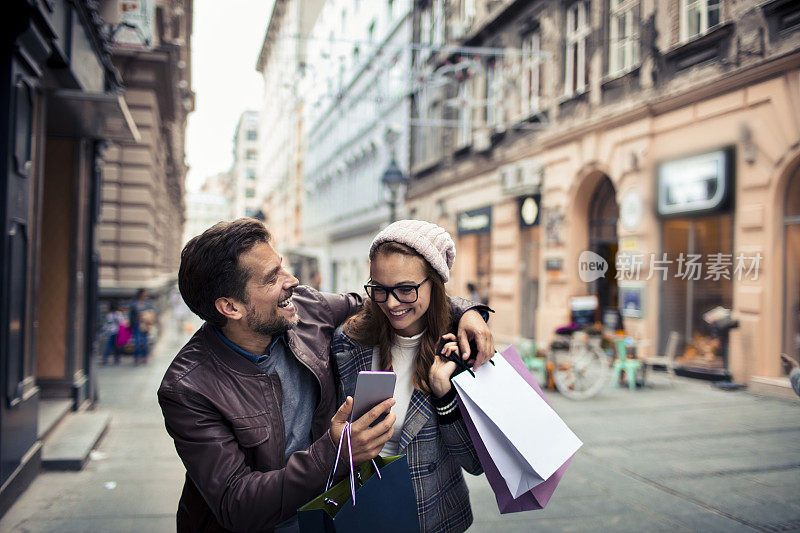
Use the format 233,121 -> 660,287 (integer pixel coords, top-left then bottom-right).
256,0 -> 324,285
303,0 -> 414,292
0,0 -> 142,514
98,0 -> 194,303
406,0 -> 800,395
229,110 -> 261,218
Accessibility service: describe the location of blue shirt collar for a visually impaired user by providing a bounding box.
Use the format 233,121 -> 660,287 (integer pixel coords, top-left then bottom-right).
213,327 -> 285,365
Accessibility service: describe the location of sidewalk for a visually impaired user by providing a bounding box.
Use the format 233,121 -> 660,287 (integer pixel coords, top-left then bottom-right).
467,374 -> 800,532
1,315 -> 799,532
0,311 -> 197,532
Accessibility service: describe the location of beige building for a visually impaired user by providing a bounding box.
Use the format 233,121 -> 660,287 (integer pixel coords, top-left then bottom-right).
99,0 -> 194,299
407,0 -> 800,396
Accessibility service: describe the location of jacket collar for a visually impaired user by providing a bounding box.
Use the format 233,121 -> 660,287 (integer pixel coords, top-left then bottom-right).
200,323 -> 264,375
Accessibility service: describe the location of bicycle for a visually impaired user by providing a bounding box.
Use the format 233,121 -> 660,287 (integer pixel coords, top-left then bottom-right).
549,326 -> 609,400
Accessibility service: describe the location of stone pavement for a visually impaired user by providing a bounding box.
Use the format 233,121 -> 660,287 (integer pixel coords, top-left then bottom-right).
2,310 -> 799,532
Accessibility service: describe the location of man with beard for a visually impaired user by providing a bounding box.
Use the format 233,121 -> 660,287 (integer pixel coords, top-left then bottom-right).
158,219 -> 493,532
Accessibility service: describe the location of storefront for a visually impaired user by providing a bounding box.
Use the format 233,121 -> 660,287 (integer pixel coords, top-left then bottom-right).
456,206 -> 493,306
656,148 -> 735,373
518,195 -> 541,339
784,168 -> 800,363
408,69 -> 800,394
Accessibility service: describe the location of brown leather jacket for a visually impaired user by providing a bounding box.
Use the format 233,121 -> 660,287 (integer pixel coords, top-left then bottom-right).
158,286 -> 484,532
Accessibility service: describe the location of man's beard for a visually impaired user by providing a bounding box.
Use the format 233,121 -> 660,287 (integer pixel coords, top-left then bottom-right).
245,305 -> 298,337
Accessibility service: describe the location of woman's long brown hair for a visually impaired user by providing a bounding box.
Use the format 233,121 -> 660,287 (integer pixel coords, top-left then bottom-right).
344,242 -> 451,394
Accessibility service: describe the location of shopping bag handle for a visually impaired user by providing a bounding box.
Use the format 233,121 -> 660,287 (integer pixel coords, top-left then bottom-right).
325,422 -> 382,506
436,337 -> 495,379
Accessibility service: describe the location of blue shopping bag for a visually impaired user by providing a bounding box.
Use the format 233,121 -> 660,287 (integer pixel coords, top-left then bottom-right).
297,454 -> 419,533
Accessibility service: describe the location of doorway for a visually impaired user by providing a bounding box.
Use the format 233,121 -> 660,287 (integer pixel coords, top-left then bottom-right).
588,176 -> 619,316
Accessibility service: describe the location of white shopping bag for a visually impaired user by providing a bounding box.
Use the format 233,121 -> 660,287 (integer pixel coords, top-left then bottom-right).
453,354 -> 582,498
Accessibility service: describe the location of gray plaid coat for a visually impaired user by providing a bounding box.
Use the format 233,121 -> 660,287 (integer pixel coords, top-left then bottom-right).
332,328 -> 483,533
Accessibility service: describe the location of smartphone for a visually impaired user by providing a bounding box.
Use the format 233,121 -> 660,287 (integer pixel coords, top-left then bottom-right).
350,371 -> 396,423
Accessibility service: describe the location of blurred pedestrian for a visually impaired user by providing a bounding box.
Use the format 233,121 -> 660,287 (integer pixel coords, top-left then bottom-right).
780,353 -> 800,398
157,218 -> 493,532
129,288 -> 152,365
101,301 -> 125,365
333,220 -> 491,533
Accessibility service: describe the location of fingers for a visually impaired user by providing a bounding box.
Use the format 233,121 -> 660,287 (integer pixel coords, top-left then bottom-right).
331,396 -> 353,424
472,331 -> 495,368
457,329 -> 471,360
350,410 -> 396,463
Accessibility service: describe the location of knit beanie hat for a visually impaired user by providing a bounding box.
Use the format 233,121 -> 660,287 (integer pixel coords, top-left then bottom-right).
369,219 -> 456,282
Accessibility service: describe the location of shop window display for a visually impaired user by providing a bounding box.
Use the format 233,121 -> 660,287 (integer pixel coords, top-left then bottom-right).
660,215 -> 733,369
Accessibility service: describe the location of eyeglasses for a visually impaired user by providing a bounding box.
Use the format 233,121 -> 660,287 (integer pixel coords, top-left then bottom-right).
364,278 -> 429,304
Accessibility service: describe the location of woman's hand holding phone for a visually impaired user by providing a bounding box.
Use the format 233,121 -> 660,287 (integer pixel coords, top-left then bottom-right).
330,396 -> 396,464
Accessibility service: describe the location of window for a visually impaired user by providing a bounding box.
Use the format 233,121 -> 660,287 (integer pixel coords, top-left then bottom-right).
486,58 -> 503,127
368,20 -> 375,43
432,0 -> 445,49
461,0 -> 476,24
245,188 -> 256,198
246,169 -> 256,180
420,6 -> 432,47
521,31 -> 543,116
245,149 -> 257,160
246,129 -> 257,141
565,1 -> 590,96
681,0 -> 721,42
413,84 -> 441,165
456,80 -> 472,147
609,0 -> 640,76
388,0 -> 394,20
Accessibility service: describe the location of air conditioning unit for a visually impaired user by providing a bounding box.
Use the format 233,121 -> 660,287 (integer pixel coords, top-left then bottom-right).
500,158 -> 543,195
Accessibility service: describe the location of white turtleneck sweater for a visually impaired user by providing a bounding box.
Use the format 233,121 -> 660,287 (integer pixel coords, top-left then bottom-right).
371,331 -> 423,457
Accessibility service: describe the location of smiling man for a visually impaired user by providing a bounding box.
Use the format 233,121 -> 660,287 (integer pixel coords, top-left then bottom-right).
158,218 -> 493,532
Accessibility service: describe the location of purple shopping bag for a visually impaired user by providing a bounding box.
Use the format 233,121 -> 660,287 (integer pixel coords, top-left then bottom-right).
456,345 -> 573,513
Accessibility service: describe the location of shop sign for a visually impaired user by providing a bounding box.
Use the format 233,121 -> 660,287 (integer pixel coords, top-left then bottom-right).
657,148 -> 733,217
545,257 -> 563,271
114,0 -> 156,50
518,194 -> 541,227
544,208 -> 564,244
620,189 -> 643,231
457,206 -> 492,235
619,283 -> 644,318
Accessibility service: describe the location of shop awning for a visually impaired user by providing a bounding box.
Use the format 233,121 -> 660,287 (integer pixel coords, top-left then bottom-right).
46,89 -> 141,143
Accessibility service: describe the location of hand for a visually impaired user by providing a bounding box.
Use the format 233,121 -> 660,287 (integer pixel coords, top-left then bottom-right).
330,397 -> 396,465
429,334 -> 459,397
780,353 -> 799,374
457,309 -> 495,369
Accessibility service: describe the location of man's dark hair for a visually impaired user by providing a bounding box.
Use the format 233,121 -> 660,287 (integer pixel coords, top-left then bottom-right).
178,218 -> 271,327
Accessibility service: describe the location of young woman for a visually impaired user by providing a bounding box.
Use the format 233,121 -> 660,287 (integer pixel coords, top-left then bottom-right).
332,219 -> 484,533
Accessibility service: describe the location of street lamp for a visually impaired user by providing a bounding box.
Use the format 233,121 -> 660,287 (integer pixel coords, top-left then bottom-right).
381,158 -> 407,223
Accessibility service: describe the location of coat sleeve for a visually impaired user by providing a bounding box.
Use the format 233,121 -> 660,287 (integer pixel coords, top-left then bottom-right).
158,386 -> 338,532
447,295 -> 492,329
439,416 -> 483,476
319,291 -> 365,328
